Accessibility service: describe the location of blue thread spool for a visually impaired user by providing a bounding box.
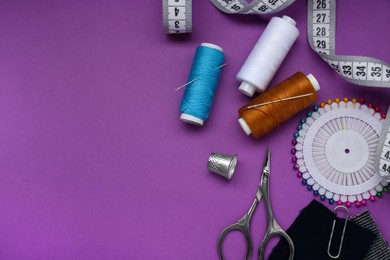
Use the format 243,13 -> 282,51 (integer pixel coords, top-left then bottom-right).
179,43 -> 225,125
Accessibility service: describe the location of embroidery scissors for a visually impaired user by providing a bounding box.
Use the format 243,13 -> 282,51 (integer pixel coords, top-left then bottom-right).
217,148 -> 294,260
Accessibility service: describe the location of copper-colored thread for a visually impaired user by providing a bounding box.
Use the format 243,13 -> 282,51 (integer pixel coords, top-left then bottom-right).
238,72 -> 318,138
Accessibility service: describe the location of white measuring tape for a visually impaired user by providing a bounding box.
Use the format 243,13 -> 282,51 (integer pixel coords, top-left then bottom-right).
308,0 -> 390,88
162,0 -> 192,34
376,107 -> 390,182
162,0 -> 296,34
209,0 -> 294,14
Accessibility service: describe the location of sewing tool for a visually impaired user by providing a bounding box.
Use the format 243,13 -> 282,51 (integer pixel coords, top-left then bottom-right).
210,0 -> 295,14
179,43 -> 225,126
217,148 -> 294,260
375,107 -> 390,182
292,98 -> 389,207
328,205 -> 349,259
208,152 -> 238,180
237,15 -> 299,96
308,0 -> 390,88
238,72 -> 320,138
162,0 -> 192,34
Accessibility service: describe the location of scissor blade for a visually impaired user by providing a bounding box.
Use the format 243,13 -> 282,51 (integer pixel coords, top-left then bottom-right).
256,148 -> 271,201
262,147 -> 271,175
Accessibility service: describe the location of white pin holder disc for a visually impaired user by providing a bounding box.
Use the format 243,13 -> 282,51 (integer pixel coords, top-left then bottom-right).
291,98 -> 389,207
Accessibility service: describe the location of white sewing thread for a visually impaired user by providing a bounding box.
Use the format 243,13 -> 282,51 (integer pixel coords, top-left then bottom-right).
237,16 -> 299,97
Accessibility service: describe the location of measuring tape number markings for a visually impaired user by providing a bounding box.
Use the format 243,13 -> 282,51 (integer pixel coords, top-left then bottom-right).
210,0 -> 295,14
162,0 -> 296,33
308,0 -> 390,88
163,0 -> 192,34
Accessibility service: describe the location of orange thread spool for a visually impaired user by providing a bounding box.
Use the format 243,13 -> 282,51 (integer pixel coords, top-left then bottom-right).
238,72 -> 320,138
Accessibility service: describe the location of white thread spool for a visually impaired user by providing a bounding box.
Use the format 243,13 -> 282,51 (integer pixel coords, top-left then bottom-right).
237,16 -> 300,97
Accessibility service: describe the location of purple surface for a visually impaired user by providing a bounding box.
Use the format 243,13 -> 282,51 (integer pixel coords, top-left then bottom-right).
0,0 -> 389,259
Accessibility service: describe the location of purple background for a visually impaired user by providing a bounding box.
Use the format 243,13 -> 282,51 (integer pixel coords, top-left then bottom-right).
0,0 -> 389,259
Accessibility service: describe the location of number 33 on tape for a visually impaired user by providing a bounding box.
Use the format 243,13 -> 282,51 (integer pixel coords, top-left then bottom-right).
163,0 -> 192,34
308,0 -> 390,88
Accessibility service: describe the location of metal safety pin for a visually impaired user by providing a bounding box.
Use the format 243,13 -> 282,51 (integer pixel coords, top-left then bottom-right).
327,205 -> 349,259
174,63 -> 227,91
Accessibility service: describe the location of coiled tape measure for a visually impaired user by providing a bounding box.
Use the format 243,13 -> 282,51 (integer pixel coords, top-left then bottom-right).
308,0 -> 390,88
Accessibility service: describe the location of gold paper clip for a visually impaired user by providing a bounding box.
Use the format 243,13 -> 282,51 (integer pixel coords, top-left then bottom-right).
327,205 -> 349,259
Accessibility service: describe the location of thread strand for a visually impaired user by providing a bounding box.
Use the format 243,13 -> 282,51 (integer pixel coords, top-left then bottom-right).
238,72 -> 319,138
179,43 -> 225,126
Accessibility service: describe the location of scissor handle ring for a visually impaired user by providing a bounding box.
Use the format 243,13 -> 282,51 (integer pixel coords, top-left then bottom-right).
258,230 -> 294,260
217,223 -> 253,260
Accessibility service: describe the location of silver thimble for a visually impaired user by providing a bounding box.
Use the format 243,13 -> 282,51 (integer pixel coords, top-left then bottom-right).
208,153 -> 238,180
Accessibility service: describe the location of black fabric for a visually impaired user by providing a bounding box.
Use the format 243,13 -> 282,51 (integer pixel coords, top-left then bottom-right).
269,200 -> 376,260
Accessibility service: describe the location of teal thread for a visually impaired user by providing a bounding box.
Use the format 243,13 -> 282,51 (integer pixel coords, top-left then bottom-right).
179,45 -> 225,122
